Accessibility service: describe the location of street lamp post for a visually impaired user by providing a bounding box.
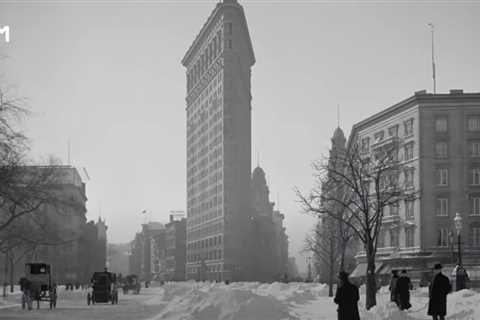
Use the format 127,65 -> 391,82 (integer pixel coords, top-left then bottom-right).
454,212 -> 467,291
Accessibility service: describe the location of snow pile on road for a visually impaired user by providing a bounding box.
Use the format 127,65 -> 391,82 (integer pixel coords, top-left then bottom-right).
144,282 -> 480,320
149,283 -> 295,320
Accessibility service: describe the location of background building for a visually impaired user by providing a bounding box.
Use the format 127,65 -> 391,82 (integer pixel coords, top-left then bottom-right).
128,221 -> 167,281
165,214 -> 186,281
183,0 -> 255,281
251,166 -> 289,281
0,166 -> 107,286
349,90 -> 480,283
108,243 -> 130,276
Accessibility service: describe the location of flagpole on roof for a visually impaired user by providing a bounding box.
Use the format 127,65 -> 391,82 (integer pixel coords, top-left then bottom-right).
428,23 -> 437,94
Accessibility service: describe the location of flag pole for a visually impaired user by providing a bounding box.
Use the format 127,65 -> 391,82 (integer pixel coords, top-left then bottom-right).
428,23 -> 436,94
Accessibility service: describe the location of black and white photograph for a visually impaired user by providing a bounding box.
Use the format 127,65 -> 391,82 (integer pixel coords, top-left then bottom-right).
0,0 -> 479,319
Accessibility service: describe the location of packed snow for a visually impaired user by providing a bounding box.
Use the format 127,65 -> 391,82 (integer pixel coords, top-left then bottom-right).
2,281 -> 480,319
142,281 -> 480,320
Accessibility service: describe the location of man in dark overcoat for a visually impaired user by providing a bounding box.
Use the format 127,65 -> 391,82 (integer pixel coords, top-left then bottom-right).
389,270 -> 399,305
395,270 -> 413,310
333,271 -> 360,320
428,263 -> 452,320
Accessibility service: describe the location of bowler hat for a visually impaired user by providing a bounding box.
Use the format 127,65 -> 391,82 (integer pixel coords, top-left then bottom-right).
434,263 -> 443,270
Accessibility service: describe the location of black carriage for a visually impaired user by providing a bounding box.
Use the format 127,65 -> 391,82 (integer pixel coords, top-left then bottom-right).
87,271 -> 118,305
25,263 -> 57,309
122,274 -> 141,294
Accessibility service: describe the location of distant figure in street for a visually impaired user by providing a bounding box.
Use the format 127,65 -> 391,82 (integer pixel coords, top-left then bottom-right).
389,270 -> 399,305
334,271 -> 360,320
428,263 -> 452,320
19,276 -> 32,310
395,270 -> 413,310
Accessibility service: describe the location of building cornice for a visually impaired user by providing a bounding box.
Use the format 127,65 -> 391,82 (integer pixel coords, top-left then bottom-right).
181,0 -> 255,68
347,91 -> 480,150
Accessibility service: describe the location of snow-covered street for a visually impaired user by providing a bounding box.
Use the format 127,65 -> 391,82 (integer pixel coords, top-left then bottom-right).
1,282 -> 480,320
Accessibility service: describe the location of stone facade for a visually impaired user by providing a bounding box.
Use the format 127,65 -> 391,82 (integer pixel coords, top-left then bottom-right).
183,0 -> 255,281
349,90 -> 480,283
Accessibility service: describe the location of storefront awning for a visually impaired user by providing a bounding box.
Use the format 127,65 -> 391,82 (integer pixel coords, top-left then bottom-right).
376,263 -> 391,275
350,263 -> 368,278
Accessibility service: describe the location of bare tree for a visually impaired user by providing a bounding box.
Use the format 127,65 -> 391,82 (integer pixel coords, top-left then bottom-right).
304,211 -> 355,297
0,86 -> 78,293
298,140 -> 414,309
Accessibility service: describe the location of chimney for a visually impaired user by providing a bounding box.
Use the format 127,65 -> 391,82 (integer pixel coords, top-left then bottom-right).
449,89 -> 463,95
414,90 -> 427,96
170,214 -> 174,222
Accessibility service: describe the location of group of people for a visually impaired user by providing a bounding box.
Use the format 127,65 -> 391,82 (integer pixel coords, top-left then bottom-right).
333,263 -> 452,320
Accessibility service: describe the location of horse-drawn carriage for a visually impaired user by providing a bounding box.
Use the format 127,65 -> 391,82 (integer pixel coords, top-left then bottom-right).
24,263 -> 57,309
87,270 -> 118,305
122,274 -> 141,294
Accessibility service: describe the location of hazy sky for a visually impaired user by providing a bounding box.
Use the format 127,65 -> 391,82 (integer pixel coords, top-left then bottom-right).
1,0 -> 479,272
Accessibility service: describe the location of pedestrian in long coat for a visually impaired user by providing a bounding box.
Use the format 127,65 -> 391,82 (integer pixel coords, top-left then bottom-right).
333,271 -> 360,320
389,270 -> 399,305
395,270 -> 413,310
428,263 -> 452,320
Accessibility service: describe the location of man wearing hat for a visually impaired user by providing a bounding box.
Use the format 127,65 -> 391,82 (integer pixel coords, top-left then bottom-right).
427,263 -> 452,320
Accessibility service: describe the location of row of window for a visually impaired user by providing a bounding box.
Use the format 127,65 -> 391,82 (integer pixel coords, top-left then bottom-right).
432,167 -> 480,186
434,115 -> 480,133
187,220 -> 224,240
434,197 -> 480,216
186,264 -> 223,275
362,119 -> 414,153
434,141 -> 480,158
438,227 -> 480,247
187,235 -> 223,251
187,249 -> 223,263
384,200 -> 415,219
378,228 -> 415,248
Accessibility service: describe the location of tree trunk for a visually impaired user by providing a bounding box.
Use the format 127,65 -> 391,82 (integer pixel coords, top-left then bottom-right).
2,253 -> 8,298
365,242 -> 377,310
9,258 -> 14,293
328,236 -> 336,297
340,239 -> 347,271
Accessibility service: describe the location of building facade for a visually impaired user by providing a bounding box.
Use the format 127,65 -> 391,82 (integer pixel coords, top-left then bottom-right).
182,0 -> 255,281
129,222 -> 168,281
349,90 -> 480,282
250,166 -> 289,281
165,215 -> 186,281
0,166 -> 106,286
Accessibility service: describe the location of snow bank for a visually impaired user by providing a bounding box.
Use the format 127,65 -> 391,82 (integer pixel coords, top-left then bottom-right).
143,282 -> 480,320
149,283 -> 295,320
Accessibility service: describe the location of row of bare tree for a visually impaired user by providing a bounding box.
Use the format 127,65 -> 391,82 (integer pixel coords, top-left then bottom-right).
298,133 -> 416,309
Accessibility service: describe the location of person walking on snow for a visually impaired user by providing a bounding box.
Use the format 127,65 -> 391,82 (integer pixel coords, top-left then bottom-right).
389,270 -> 399,305
428,263 -> 452,320
334,271 -> 360,320
395,270 -> 413,310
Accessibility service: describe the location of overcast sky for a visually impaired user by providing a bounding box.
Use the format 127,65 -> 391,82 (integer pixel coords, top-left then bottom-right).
1,0 -> 479,272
